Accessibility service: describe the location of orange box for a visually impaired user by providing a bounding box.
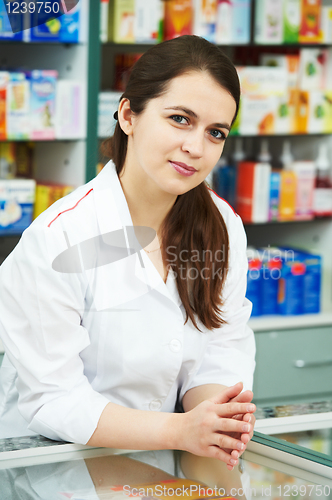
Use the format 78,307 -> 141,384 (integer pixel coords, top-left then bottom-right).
299,0 -> 322,43
164,0 -> 193,40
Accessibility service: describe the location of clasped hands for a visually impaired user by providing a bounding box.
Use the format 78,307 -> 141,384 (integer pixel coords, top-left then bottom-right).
181,382 -> 256,471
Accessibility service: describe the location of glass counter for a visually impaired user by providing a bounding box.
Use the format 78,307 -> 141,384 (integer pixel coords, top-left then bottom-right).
0,432 -> 331,500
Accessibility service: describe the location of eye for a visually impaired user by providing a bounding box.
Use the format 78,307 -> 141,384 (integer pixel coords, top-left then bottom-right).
210,129 -> 226,140
170,115 -> 189,124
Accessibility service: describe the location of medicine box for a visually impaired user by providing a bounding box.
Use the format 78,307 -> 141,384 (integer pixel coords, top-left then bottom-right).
28,70 -> 57,140
0,179 -> 36,235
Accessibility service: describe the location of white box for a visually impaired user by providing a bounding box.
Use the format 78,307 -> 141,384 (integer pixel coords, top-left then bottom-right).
0,179 -> 36,235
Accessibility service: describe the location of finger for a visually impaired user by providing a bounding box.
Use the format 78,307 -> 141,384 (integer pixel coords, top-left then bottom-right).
214,417 -> 252,437
209,382 -> 243,405
215,402 -> 256,418
208,445 -> 238,468
215,432 -> 246,454
229,390 -> 253,404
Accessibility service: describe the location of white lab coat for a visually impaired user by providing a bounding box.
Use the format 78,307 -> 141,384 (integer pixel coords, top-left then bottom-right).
0,160 -> 255,443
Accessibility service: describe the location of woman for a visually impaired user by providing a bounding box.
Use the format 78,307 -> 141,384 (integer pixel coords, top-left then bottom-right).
0,35 -> 255,470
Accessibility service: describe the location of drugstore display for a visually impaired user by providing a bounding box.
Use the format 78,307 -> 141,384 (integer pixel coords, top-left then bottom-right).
0,0 -> 95,240
246,246 -> 321,317
0,1 -> 87,43
100,0 -> 332,45
0,70 -> 86,141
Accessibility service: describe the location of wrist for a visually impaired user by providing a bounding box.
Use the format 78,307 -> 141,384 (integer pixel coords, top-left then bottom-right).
161,412 -> 186,451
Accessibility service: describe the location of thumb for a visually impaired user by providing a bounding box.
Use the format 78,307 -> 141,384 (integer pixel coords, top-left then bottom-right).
209,382 -> 244,405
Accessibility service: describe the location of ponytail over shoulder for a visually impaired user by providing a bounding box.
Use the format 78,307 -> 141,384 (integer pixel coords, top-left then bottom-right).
101,36 -> 240,332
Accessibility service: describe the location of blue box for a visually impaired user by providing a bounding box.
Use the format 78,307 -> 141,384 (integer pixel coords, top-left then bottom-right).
0,1 -> 23,40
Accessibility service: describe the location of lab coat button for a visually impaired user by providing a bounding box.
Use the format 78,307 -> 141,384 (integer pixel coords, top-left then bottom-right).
149,399 -> 162,411
169,339 -> 181,353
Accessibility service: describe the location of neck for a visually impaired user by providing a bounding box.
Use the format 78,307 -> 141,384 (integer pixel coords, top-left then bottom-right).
119,161 -> 177,236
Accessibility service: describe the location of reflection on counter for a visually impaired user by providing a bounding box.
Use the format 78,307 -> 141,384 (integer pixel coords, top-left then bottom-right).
0,446 -> 331,500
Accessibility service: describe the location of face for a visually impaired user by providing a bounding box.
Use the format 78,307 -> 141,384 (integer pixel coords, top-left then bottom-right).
119,71 -> 237,197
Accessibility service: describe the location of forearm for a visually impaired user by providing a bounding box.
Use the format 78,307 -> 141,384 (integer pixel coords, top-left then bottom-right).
87,402 -> 183,450
182,384 -> 228,412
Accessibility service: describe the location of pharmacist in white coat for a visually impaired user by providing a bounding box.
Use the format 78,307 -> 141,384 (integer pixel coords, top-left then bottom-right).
0,36 -> 256,470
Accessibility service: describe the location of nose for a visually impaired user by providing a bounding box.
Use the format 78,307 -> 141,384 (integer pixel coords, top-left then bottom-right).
181,128 -> 204,158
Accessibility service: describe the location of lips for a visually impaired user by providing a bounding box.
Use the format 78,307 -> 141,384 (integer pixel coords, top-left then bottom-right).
170,161 -> 197,172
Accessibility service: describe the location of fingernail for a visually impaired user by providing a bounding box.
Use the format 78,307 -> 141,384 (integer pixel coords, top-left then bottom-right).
248,415 -> 252,423
237,442 -> 244,450
242,424 -> 250,432
230,459 -> 237,465
247,404 -> 255,412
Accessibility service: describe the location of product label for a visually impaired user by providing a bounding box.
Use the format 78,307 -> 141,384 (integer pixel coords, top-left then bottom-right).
313,187 -> 332,215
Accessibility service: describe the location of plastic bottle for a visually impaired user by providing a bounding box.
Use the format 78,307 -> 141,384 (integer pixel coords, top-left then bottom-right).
233,138 -> 246,164
313,143 -> 332,217
257,139 -> 272,164
278,140 -> 297,221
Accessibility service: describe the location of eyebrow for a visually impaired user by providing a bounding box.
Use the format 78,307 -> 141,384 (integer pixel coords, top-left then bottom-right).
164,106 -> 231,131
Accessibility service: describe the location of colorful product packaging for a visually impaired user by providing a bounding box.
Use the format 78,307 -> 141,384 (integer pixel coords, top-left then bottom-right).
292,161 -> 315,220
279,248 -> 321,314
163,0 -> 193,40
231,0 -> 251,44
100,0 -> 110,43
320,5 -> 332,43
0,142 -> 34,180
299,0 -> 322,43
283,0 -> 301,43
294,89 -> 309,133
278,251 -> 306,315
298,48 -> 328,91
214,161 -> 237,209
269,170 -> 280,221
0,142 -> 16,179
246,248 -> 263,317
33,183 -> 74,220
28,70 -> 57,140
193,0 -> 217,43
254,0 -> 283,44
6,72 -> 30,141
55,80 -> 87,139
237,66 -> 288,135
0,72 -> 9,140
111,0 -> 135,43
278,170 -> 297,221
98,91 -> 122,138
259,247 -> 283,315
0,0 -> 24,40
307,90 -> 332,134
0,179 -> 36,235
236,161 -> 271,223
23,0 -> 86,43
216,0 -> 233,44
135,0 -> 163,43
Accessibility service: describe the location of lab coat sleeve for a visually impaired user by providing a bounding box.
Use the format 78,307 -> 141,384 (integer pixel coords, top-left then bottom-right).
186,212 -> 256,393
0,222 -> 110,444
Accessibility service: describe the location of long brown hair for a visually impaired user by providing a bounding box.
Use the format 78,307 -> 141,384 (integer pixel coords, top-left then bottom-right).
102,35 -> 240,332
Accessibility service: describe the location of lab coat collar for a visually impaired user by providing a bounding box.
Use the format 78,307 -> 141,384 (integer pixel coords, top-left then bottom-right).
93,161 -> 182,309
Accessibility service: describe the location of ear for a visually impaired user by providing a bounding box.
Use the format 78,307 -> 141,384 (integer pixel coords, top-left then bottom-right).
118,98 -> 134,136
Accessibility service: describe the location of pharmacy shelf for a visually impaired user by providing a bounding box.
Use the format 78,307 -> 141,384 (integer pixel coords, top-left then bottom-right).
249,312 -> 332,333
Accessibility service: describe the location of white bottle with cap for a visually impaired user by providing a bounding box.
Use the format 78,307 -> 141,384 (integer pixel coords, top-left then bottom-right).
313,143 -> 332,217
